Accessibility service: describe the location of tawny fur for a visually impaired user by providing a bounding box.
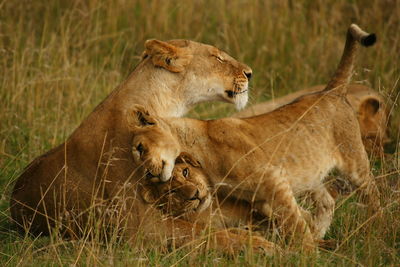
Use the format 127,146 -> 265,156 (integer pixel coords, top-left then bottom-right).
140,153 -> 281,255
143,156 -> 324,249
129,24 -> 381,251
10,39 -> 261,253
234,84 -> 390,156
140,152 -> 213,217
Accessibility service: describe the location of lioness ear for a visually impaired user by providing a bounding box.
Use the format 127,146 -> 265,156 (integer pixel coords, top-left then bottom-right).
144,39 -> 193,73
127,104 -> 157,129
359,97 -> 381,117
175,152 -> 202,168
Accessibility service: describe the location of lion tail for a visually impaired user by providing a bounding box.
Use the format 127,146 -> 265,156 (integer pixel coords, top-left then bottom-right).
323,24 -> 376,95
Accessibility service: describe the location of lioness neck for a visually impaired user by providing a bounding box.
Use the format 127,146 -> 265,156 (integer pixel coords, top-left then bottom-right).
70,61 -> 198,140
110,61 -> 188,117
65,61 -> 198,161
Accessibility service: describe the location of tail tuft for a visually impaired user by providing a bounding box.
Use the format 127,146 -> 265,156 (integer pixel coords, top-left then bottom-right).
361,34 -> 376,47
324,24 -> 376,94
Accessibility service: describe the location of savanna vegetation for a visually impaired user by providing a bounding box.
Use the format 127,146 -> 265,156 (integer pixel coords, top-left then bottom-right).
0,0 -> 399,265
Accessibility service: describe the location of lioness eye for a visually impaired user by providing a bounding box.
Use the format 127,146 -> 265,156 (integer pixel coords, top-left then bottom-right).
213,55 -> 224,63
182,168 -> 189,178
136,143 -> 144,156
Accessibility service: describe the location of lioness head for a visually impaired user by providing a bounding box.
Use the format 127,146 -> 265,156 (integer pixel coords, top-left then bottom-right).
142,39 -> 252,110
141,152 -> 212,217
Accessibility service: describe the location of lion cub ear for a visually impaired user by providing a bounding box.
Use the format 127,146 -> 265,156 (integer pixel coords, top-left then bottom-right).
359,97 -> 381,117
140,186 -> 158,204
175,152 -> 202,168
144,39 -> 193,73
127,104 -> 157,129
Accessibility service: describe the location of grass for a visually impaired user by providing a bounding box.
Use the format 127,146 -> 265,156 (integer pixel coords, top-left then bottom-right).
0,0 -> 399,265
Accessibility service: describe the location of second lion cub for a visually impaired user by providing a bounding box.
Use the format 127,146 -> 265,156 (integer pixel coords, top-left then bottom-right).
128,24 -> 381,251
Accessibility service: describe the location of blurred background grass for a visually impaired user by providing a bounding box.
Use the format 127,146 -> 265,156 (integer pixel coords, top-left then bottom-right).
0,0 -> 399,265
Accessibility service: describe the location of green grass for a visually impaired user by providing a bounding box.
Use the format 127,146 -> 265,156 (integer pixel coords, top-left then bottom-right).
1,0 -> 399,265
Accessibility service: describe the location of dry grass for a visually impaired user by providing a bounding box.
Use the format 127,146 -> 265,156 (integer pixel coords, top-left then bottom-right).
0,0 -> 399,265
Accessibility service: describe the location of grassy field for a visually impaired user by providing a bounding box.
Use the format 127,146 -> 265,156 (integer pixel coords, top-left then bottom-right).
1,0 -> 399,265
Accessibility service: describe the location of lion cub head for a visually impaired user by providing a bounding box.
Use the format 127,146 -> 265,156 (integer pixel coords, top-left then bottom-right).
141,152 -> 212,217
142,39 -> 252,110
354,93 -> 390,155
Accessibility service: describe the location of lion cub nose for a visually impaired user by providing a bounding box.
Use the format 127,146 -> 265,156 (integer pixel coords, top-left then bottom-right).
243,70 -> 252,81
181,185 -> 200,200
189,190 -> 200,201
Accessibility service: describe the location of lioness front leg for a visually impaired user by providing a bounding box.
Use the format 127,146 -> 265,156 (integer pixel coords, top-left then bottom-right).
119,199 -> 280,255
204,227 -> 281,255
156,217 -> 280,255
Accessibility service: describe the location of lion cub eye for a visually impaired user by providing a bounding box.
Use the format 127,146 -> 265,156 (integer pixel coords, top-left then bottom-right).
182,168 -> 189,178
136,143 -> 144,156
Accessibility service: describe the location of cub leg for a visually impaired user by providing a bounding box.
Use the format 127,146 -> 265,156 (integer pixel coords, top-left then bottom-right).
310,186 -> 335,239
334,122 -> 381,212
338,145 -> 381,212
254,177 -> 316,251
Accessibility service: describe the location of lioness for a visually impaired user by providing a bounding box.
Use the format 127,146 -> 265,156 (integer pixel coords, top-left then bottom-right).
10,39 -> 260,252
234,84 -> 390,156
128,24 -> 381,251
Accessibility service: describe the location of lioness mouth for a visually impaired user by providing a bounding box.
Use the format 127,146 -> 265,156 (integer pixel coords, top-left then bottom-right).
225,90 -> 248,98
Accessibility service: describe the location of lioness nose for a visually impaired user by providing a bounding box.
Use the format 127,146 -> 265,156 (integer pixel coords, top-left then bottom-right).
243,70 -> 252,81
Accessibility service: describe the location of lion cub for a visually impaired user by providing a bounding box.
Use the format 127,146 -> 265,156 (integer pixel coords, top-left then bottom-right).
139,152 -> 282,255
128,24 -> 381,251
234,84 -> 390,156
141,155 -> 324,245
140,152 -> 212,218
